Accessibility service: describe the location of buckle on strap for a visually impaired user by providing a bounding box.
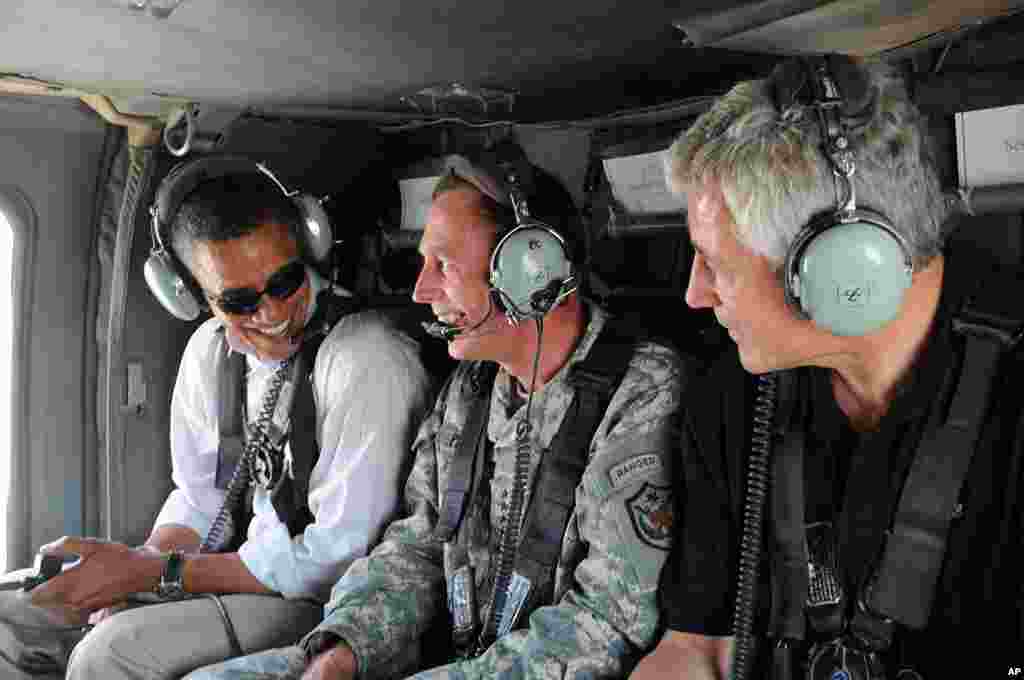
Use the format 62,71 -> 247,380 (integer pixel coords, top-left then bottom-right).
953,270 -> 1024,349
952,310 -> 1024,349
849,598 -> 896,653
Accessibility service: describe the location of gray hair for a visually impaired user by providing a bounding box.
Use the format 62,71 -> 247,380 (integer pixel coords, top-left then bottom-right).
666,61 -> 948,269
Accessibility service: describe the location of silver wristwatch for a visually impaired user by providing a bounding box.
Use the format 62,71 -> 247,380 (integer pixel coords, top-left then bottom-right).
155,550 -> 187,600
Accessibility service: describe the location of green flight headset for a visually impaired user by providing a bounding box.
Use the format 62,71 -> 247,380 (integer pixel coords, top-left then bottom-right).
442,153 -> 577,326
145,154 -> 334,321
775,56 -> 914,337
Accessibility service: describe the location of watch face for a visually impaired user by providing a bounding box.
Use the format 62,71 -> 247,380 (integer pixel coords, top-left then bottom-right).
158,583 -> 186,600
158,552 -> 187,599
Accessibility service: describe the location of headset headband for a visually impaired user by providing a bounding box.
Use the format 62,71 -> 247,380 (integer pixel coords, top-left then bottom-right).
150,156 -> 299,253
145,154 -> 334,321
773,57 -> 913,336
441,154 -> 513,208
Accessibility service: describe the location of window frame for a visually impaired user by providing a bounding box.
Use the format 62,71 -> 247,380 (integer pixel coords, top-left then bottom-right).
0,186 -> 36,571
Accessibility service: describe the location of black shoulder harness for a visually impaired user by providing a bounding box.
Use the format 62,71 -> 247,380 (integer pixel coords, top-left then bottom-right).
769,263 -> 1024,655
214,289 -> 360,537
434,319 -> 639,598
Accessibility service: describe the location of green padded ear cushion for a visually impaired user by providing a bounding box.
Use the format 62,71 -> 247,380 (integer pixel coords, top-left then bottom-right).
490,224 -> 574,321
786,215 -> 912,337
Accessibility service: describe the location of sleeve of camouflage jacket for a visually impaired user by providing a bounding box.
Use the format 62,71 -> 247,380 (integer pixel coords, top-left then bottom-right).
413,341 -> 685,680
300,368 -> 461,679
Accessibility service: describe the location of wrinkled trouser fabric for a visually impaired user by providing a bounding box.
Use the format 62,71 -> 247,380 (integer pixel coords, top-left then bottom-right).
0,590 -> 87,680
0,591 -> 321,680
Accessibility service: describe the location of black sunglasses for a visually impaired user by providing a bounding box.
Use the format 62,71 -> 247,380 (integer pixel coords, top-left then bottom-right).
208,260 -> 306,316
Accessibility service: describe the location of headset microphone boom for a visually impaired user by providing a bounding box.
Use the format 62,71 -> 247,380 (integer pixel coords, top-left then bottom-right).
421,293 -> 497,341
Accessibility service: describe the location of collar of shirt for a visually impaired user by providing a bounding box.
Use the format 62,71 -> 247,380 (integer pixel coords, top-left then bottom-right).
878,248 -> 971,427
487,300 -> 607,448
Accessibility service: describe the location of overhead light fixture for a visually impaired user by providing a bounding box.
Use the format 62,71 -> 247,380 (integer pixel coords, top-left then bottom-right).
108,0 -> 188,19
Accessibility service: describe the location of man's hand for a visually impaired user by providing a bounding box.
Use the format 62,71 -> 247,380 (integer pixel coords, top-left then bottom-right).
226,324 -> 300,363
629,631 -> 733,680
29,536 -> 165,613
302,642 -> 358,680
87,543 -> 163,624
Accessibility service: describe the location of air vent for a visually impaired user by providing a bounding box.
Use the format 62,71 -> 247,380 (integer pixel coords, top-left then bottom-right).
401,83 -> 517,116
107,0 -> 187,19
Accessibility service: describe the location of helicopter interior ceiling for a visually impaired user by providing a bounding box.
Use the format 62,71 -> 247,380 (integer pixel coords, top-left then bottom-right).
2,0 -> 1023,123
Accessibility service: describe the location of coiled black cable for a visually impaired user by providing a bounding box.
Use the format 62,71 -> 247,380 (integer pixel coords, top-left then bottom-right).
730,372 -> 778,680
477,317 -> 545,652
201,354 -> 296,554
200,594 -> 244,656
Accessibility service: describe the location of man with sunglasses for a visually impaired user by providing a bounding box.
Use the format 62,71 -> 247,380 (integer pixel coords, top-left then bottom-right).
6,172 -> 433,680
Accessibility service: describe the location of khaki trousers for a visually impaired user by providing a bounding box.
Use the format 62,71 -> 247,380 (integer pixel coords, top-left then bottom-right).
0,593 -> 321,680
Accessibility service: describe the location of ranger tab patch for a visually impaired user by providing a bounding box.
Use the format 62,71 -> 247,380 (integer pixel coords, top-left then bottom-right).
608,453 -> 663,491
626,483 -> 673,551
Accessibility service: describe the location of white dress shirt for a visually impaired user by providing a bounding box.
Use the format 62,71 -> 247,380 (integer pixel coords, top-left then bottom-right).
153,279 -> 432,602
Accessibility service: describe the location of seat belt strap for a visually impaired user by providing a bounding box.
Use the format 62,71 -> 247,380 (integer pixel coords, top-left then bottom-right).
435,321 -> 638,562
271,290 -> 361,536
434,362 -> 499,543
214,289 -> 361,536
854,267 -> 1024,640
215,339 -> 246,491
270,335 -> 320,536
769,265 -> 1024,649
436,319 -> 640,652
512,322 -> 637,606
858,327 -> 1006,636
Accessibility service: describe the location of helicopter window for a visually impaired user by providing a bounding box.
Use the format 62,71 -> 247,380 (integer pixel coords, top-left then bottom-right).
0,206 -> 13,570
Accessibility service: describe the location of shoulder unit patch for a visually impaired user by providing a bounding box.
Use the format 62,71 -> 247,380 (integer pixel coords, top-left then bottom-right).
626,482 -> 673,551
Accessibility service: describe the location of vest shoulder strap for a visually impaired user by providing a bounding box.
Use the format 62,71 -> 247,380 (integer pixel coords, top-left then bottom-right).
275,290 -> 361,536
214,290 -> 360,537
434,319 -> 640,550
857,265 -> 1024,638
215,330 -> 247,490
514,321 -> 638,574
951,262 -> 1024,349
769,263 -> 1024,649
434,362 -> 499,542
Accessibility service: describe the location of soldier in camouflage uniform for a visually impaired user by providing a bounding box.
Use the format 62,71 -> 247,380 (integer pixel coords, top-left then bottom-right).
187,149 -> 685,680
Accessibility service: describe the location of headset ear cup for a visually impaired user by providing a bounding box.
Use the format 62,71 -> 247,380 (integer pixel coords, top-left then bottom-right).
292,194 -> 333,264
789,217 -> 912,336
489,224 -> 573,321
144,251 -> 203,321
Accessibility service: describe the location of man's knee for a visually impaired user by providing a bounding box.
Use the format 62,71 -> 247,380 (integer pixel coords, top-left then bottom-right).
0,592 -> 88,677
66,615 -> 153,680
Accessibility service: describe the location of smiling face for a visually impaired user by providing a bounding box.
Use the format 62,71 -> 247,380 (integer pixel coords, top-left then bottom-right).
187,220 -> 312,361
685,181 -> 825,373
412,186 -> 515,362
